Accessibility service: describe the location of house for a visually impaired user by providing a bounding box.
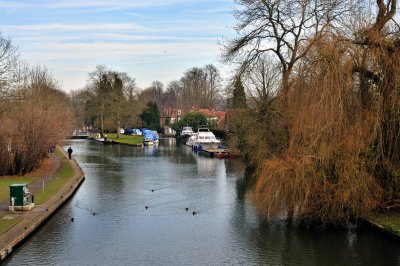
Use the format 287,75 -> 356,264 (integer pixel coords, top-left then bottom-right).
197,108 -> 226,130
160,107 -> 182,131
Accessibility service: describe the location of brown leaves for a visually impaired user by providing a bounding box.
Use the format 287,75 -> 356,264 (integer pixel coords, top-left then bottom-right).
251,36 -> 384,226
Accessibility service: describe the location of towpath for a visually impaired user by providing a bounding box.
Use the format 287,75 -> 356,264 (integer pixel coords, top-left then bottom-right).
0,150 -> 85,260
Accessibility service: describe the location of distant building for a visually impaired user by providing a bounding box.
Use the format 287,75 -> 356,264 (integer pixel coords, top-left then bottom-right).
160,107 -> 182,128
197,108 -> 226,130
160,107 -> 227,131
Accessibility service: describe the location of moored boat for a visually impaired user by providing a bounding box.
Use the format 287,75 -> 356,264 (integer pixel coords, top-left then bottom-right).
180,126 -> 195,144
180,126 -> 194,138
186,128 -> 220,150
186,134 -> 197,147
143,129 -> 159,145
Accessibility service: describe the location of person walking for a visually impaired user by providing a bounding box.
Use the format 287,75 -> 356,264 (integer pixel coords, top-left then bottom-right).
67,147 -> 73,160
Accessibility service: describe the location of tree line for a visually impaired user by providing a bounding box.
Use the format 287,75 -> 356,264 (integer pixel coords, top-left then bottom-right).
223,0 -> 400,226
72,63 -> 226,135
137,64 -> 225,111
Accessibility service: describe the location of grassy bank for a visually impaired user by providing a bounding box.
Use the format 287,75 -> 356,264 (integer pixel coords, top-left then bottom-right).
34,148 -> 74,204
0,147 -> 75,234
367,212 -> 400,236
0,177 -> 39,204
0,176 -> 38,235
0,176 -> 39,234
0,217 -> 22,235
107,133 -> 143,145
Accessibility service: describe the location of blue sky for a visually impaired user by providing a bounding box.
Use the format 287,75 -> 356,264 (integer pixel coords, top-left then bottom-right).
0,0 -> 236,91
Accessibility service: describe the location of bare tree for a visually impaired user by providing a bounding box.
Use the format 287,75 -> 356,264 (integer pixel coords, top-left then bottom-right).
0,33 -> 19,115
180,67 -> 205,109
161,81 -> 178,109
203,64 -> 222,108
84,66 -> 139,134
107,71 -> 136,137
0,32 -> 19,93
223,0 -> 353,100
248,0 -> 400,225
87,65 -> 108,137
0,65 -> 73,175
139,81 -> 164,108
178,65 -> 222,110
242,56 -> 280,113
70,89 -> 93,128
348,0 -> 400,205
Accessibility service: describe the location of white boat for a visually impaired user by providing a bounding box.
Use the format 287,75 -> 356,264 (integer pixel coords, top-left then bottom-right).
186,128 -> 220,150
186,134 -> 197,147
180,126 -> 194,138
72,130 -> 90,139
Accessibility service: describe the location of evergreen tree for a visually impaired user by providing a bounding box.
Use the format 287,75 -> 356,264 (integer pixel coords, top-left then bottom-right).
141,101 -> 160,130
232,76 -> 247,109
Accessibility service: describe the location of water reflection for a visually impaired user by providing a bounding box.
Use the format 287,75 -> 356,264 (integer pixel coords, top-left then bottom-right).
162,137 -> 176,147
4,140 -> 400,266
143,144 -> 158,157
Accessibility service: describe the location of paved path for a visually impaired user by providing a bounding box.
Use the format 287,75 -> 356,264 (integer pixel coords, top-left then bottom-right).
0,150 -> 85,260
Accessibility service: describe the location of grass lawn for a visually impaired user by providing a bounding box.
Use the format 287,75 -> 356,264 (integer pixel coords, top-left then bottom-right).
0,175 -> 39,234
106,133 -> 143,145
0,177 -> 39,204
33,148 -> 74,205
368,212 -> 400,235
0,147 -> 78,236
0,217 -> 22,235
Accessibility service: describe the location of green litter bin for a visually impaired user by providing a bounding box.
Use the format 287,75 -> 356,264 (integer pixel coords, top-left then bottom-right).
10,184 -> 33,206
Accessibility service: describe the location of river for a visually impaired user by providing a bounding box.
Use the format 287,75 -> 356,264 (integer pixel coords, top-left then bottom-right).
4,139 -> 400,265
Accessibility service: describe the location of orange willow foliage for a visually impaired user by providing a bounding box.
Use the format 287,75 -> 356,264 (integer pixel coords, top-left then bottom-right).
0,88 -> 74,175
252,39 -> 383,226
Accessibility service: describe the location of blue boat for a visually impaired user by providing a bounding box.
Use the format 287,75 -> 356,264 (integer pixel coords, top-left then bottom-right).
124,128 -> 142,136
142,129 -> 159,146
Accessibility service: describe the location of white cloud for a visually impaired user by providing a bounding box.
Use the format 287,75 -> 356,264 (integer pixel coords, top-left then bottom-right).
1,23 -> 145,31
0,0 -> 231,10
27,41 -> 219,58
17,40 -> 224,90
0,0 -> 235,91
92,33 -> 217,42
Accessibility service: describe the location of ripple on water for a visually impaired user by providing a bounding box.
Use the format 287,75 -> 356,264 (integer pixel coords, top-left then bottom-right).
3,140 -> 400,265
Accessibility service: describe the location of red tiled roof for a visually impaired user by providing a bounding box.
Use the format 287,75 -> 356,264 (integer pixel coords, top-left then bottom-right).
198,109 -> 225,118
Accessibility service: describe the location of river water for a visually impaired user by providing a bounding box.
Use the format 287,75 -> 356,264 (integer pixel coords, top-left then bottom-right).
4,139 -> 400,265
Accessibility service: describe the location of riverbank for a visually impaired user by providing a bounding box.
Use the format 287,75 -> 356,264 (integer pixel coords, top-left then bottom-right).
90,133 -> 144,146
0,148 -> 85,261
365,212 -> 400,241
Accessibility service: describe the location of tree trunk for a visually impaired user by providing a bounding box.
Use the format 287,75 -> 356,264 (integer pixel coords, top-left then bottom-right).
100,110 -> 104,138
